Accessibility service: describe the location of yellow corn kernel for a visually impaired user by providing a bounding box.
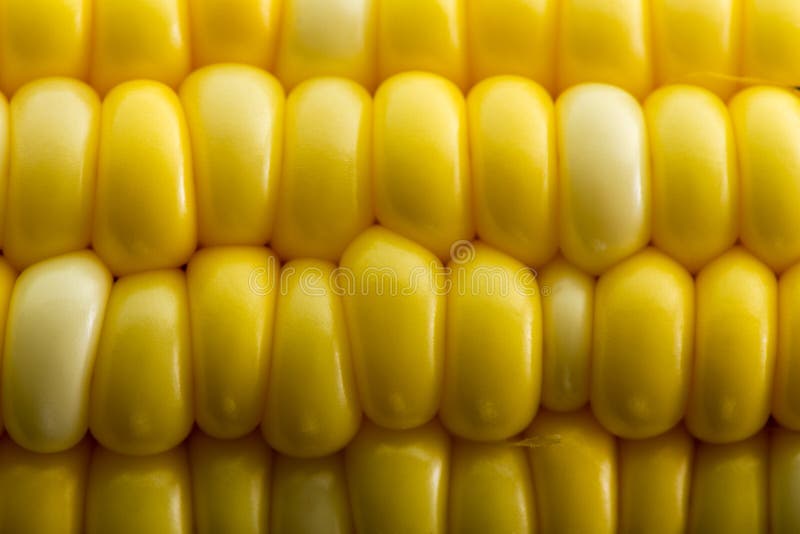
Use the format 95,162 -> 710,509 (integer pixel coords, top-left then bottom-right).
89,270 -> 193,455
189,432 -> 271,534
539,257 -> 593,412
0,438 -> 90,534
5,78 -> 99,269
619,426 -> 693,534
187,246 -> 277,439
271,78 -> 373,261
0,0 -> 90,95
776,263 -> 800,429
264,259 -> 361,457
689,433 -> 768,534
90,0 -> 190,94
449,440 -> 537,534
377,0 -> 467,89
374,72 -> 472,259
466,0 -> 556,91
557,83 -> 650,275
468,76 -> 557,267
93,81 -> 196,276
526,409 -> 618,534
731,87 -> 800,273
0,95 -> 9,250
651,0 -> 741,99
441,243 -> 542,441
86,445 -> 192,534
2,252 -> 110,453
557,0 -> 652,99
743,0 -> 800,88
190,0 -> 280,68
0,258 -> 16,437
340,226 -> 445,430
180,65 -> 282,247
687,247 -> 776,444
770,428 -> 800,534
271,453 -> 353,534
645,85 -> 738,273
345,420 -> 450,534
275,0 -> 376,90
592,248 -> 694,439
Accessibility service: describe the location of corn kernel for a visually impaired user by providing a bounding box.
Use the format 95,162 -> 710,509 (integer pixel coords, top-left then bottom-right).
770,427 -> 800,534
743,0 -> 800,89
0,0 -> 91,95
645,85 -> 738,273
272,78 -> 373,261
0,95 -> 9,250
0,438 -> 90,534
557,0 -> 652,99
689,433 -> 768,534
775,262 -> 800,429
539,256 -> 593,412
86,445 -> 192,534
190,0 -> 280,69
90,0 -> 190,94
592,248 -> 693,439
687,247 -> 776,443
187,246 -> 277,439
345,420 -> 450,534
264,259 -> 361,457
526,409 -> 617,534
377,0 -> 467,89
468,76 -> 557,266
89,270 -> 193,455
271,453 -> 353,534
441,243 -> 541,441
340,227 -> 444,429
189,432 -> 271,534
5,78 -> 99,269
449,439 -> 537,533
275,0 -> 376,90
466,0 -> 557,91
374,72 -> 472,260
731,87 -> 800,273
0,258 -> 16,438
93,80 -> 196,276
619,426 -> 693,534
651,0 -> 741,99
180,65 -> 282,247
557,83 -> 650,275
2,251 -> 110,453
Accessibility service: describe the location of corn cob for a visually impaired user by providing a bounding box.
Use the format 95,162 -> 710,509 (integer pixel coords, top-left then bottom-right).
0,0 -> 799,532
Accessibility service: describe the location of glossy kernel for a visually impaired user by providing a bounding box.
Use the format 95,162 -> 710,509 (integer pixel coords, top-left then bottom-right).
0,0 -> 91,95
646,85 -> 738,273
374,72 -> 473,260
687,247 -> 776,444
181,65 -> 283,247
90,0 -> 190,94
275,0 -> 377,90
2,252 -> 110,453
743,0 -> 800,89
5,78 -> 100,269
731,87 -> 800,273
92,80 -> 196,276
345,420 -> 450,534
558,83 -> 650,275
441,243 -> 542,441
190,0 -> 280,69
340,226 -> 445,430
468,76 -> 557,267
263,259 -> 361,458
592,248 -> 694,439
774,262 -> 800,429
187,246 -> 277,439
539,257 -> 593,412
89,270 -> 193,455
272,78 -> 373,262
